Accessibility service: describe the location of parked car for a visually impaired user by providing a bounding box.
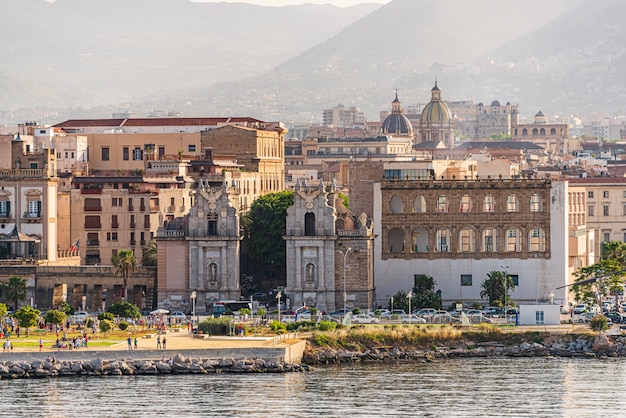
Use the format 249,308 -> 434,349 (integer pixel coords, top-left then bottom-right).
605,311 -> 624,324
170,311 -> 187,323
401,314 -> 426,324
70,311 -> 90,324
381,309 -> 406,319
572,303 -> 587,315
351,314 -> 379,324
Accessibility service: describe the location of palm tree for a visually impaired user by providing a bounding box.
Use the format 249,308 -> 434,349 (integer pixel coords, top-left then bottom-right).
141,239 -> 157,267
112,249 -> 137,302
480,270 -> 515,306
1,275 -> 27,311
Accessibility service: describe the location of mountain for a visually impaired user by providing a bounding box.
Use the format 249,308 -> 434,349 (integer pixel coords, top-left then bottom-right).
0,0 -> 380,115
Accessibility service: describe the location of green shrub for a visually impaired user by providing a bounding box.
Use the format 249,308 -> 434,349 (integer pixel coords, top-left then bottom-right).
197,317 -> 232,335
591,315 -> 609,332
98,312 -> 115,321
312,332 -> 334,346
256,308 -> 267,317
352,307 -> 361,315
118,321 -> 129,331
319,320 -> 338,331
472,302 -> 483,309
86,318 -> 94,328
269,320 -> 287,331
99,319 -> 114,334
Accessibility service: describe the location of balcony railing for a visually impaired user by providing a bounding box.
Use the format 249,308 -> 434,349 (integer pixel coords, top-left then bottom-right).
140,205 -> 146,212
84,223 -> 102,229
0,212 -> 13,220
167,205 -> 175,213
144,223 -> 151,229
81,188 -> 103,194
112,223 -> 119,229
128,205 -> 135,211
130,239 -> 136,246
130,222 -> 136,229
140,240 -> 146,246
22,212 -> 41,222
149,205 -> 160,213
86,240 -> 100,247
84,206 -> 102,212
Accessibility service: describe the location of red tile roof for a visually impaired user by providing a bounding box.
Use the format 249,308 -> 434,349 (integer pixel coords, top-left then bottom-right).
53,117 -> 264,128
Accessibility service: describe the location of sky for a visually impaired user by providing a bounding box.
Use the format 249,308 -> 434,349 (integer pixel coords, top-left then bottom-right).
192,0 -> 390,6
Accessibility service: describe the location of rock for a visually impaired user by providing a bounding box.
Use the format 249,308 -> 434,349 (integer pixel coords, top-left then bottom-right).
592,332 -> 614,352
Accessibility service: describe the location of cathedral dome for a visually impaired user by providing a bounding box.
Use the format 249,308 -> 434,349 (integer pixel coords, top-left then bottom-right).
421,81 -> 452,125
381,92 -> 414,137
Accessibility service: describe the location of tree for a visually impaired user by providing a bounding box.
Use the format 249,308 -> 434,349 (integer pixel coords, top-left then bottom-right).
58,301 -> 74,315
0,303 -> 7,318
411,275 -> 441,310
390,290 -> 410,313
480,270 -> 515,306
99,319 -> 114,336
112,249 -> 137,302
14,306 -> 40,335
0,275 -> 27,312
44,310 -> 67,326
107,301 -> 141,319
141,239 -> 158,267
571,241 -> 626,306
241,190 -> 294,278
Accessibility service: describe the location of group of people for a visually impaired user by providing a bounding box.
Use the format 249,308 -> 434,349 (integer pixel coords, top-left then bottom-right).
126,336 -> 139,350
156,335 -> 167,349
3,339 -> 12,352
55,333 -> 89,350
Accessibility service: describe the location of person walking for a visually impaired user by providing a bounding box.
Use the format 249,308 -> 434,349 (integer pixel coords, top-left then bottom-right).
127,336 -> 132,351
134,337 -> 138,350
39,339 -> 43,351
162,337 -> 167,350
156,335 -> 161,349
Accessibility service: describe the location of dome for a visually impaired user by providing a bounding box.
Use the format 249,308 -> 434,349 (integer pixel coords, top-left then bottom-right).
490,100 -> 501,107
421,80 -> 452,125
382,113 -> 413,136
381,91 -> 414,137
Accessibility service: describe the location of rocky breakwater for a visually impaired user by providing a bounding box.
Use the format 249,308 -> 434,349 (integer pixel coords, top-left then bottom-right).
302,332 -> 626,365
0,353 -> 311,379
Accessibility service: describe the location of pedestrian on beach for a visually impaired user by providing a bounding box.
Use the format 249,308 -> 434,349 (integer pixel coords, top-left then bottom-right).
156,335 -> 161,349
162,337 -> 166,350
39,339 -> 43,351
127,336 -> 132,350
134,337 -> 138,350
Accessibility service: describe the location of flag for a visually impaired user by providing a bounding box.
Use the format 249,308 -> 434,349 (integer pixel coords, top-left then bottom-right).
70,239 -> 80,251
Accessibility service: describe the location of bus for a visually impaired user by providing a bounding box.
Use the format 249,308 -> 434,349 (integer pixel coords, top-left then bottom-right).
208,300 -> 258,317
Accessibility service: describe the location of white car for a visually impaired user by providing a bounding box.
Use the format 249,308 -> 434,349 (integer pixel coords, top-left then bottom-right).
401,314 -> 426,324
351,314 -> 379,324
169,311 -> 187,323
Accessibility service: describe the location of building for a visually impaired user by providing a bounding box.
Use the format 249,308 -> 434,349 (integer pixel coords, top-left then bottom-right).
157,179 -> 242,312
380,92 -> 414,140
284,180 -> 375,311
511,111 -> 570,157
322,104 -> 366,128
418,81 -> 455,148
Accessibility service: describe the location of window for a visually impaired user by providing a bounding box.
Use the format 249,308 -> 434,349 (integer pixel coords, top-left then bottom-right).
623,191 -> 626,199
458,229 -> 474,252
390,195 -> 403,214
530,194 -> 541,212
106,232 -> 118,241
604,205 -> 610,216
588,205 -> 595,216
159,146 -> 165,158
112,215 -> 118,228
603,191 -> 609,198
101,147 -> 110,161
529,228 -> 545,251
507,195 -> 517,212
510,274 -> 519,286
413,195 -> 426,213
482,229 -> 496,252
506,228 -> 521,252
461,274 -> 472,286
30,162 -> 38,169
436,229 -> 450,252
304,213 -> 316,236
588,191 -> 594,199
483,195 -> 495,212
437,196 -> 449,213
0,201 -> 10,217
604,232 -> 610,242
123,147 -> 129,161
133,148 -> 143,160
28,200 -> 41,217
623,204 -> 626,216
535,311 -> 545,325
207,211 -> 218,236
188,144 -> 196,153
460,195 -> 472,213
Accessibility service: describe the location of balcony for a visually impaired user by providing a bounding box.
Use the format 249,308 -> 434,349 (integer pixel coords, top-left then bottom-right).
86,240 -> 100,247
130,239 -> 136,246
112,223 -> 119,229
167,205 -> 175,213
84,223 -> 102,229
84,206 -> 102,212
80,188 -> 102,194
144,222 -> 151,229
130,222 -> 136,229
140,205 -> 146,212
149,205 -> 160,213
0,212 -> 14,222
140,240 -> 146,246
128,205 -> 135,211
22,212 -> 41,222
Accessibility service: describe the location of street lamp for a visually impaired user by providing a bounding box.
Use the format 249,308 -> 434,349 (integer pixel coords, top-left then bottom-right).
501,265 -> 510,320
276,291 -> 282,323
190,291 -> 197,329
406,291 -> 413,316
338,247 -> 352,322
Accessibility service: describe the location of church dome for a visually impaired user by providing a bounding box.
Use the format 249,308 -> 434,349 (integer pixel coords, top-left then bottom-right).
381,92 -> 414,137
490,100 -> 501,107
420,82 -> 452,125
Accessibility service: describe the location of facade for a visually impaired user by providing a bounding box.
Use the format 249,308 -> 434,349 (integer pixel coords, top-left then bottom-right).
322,104 -> 366,128
372,176 -> 569,308
284,180 -> 375,311
455,100 -> 520,140
380,93 -> 414,140
512,111 -> 570,157
157,180 -> 241,312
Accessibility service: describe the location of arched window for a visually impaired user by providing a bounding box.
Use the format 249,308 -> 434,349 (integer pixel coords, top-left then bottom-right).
305,212 -> 316,236
532,128 -> 538,136
413,195 -> 426,213
522,128 -> 528,136
482,228 -> 496,252
506,228 -> 521,252
437,196 -> 449,213
458,228 -> 474,252
507,195 -> 517,212
530,194 -> 541,212
529,228 -> 546,252
483,195 -> 495,212
411,228 -> 428,252
550,128 -> 556,135
540,128 -> 546,135
390,195 -> 404,214
460,195 -> 472,213
436,229 -> 450,252
388,228 -> 404,253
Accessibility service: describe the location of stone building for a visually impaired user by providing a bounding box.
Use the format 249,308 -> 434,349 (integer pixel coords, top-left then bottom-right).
157,179 -> 241,312
284,180 -> 375,311
418,81 -> 455,148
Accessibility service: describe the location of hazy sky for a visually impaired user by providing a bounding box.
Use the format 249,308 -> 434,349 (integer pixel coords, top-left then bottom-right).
192,0 -> 390,6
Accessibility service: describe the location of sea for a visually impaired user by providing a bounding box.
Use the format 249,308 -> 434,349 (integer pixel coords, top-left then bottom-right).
1,357 -> 625,417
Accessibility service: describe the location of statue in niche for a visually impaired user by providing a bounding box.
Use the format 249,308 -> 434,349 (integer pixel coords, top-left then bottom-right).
208,262 -> 218,284
306,263 -> 315,283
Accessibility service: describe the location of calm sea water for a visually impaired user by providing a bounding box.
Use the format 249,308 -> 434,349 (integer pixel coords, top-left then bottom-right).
1,358 -> 625,417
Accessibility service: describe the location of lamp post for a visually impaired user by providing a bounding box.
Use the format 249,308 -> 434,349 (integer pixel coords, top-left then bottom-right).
190,291 -> 197,329
406,291 -> 413,317
501,265 -> 510,320
276,291 -> 282,323
338,247 -> 352,321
